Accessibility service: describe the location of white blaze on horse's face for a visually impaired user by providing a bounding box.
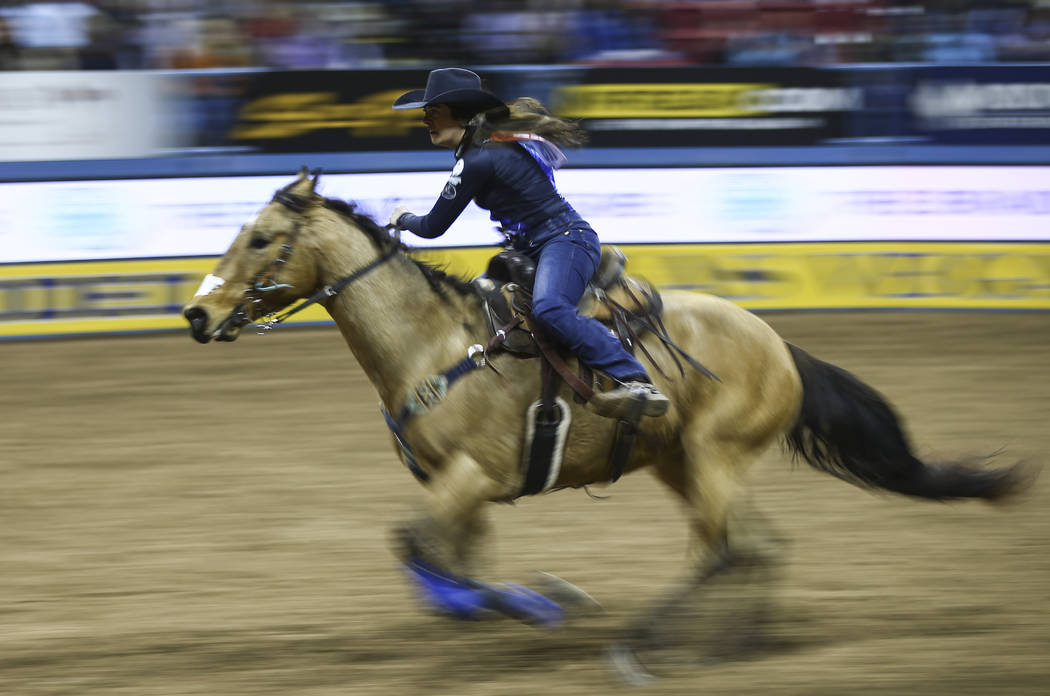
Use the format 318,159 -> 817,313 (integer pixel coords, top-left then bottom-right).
193,273 -> 225,297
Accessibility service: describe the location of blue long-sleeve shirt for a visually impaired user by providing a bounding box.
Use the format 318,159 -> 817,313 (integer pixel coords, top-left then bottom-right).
397,141 -> 581,245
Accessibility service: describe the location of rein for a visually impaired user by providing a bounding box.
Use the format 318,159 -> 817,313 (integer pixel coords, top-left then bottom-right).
256,244 -> 400,331
250,190 -> 401,331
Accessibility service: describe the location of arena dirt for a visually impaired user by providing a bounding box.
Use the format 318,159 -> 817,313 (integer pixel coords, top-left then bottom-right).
2,312 -> 1047,695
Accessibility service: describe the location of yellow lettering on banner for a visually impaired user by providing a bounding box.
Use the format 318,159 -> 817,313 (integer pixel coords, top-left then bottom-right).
0,274 -> 196,322
233,89 -> 420,139
551,84 -> 774,118
978,254 -> 1050,299
871,253 -> 941,299
238,92 -> 335,118
0,279 -> 51,316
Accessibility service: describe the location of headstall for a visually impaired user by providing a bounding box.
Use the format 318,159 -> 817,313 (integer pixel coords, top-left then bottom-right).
248,190 -> 400,332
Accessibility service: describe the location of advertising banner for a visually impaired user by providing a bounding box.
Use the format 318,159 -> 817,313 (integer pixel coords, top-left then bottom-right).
4,242 -> 1049,339
0,257 -> 213,337
549,66 -> 859,147
3,66 -> 1050,163
1,166 -> 1047,264
909,65 -> 1050,144
228,68 -> 435,153
0,72 -> 172,161
4,66 -> 1050,165
196,64 -> 1050,153
223,67 -> 860,153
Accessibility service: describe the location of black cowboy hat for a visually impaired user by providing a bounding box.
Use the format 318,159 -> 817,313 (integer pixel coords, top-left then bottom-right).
392,68 -> 505,111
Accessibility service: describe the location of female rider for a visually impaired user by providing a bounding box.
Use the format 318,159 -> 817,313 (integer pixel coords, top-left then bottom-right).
389,68 -> 667,418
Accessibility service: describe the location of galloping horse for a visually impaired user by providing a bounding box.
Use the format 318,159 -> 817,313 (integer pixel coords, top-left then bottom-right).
183,170 -> 1030,677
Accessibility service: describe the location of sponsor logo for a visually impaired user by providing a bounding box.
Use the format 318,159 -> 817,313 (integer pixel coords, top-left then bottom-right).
912,81 -> 1050,129
232,90 -> 420,139
551,84 -> 861,119
442,159 -> 464,200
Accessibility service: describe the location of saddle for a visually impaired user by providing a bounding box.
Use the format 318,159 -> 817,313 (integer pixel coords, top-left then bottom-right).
470,246 -> 711,493
472,246 -> 663,361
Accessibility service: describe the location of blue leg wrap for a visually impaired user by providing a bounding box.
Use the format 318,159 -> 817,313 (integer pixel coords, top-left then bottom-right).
484,582 -> 564,627
403,559 -> 489,620
403,559 -> 564,626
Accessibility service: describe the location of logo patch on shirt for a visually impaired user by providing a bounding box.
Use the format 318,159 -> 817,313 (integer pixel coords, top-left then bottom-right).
442,159 -> 465,200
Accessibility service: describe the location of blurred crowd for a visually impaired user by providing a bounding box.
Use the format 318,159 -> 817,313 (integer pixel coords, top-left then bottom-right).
0,0 -> 1048,72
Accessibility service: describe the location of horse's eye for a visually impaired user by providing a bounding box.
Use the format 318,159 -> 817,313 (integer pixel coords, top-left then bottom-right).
249,235 -> 269,249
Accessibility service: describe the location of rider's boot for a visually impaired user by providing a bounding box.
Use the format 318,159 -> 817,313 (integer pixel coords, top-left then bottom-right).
588,378 -> 670,419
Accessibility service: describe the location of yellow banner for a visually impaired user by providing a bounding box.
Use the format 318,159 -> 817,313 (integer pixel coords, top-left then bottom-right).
551,84 -> 772,118
3,242 -> 1049,338
0,258 -> 229,338
418,242 -> 1050,311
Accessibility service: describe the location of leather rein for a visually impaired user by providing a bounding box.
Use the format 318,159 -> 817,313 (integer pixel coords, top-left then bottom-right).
249,190 -> 400,331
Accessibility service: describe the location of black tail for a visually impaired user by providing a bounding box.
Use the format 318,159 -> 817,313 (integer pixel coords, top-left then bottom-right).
785,343 -> 1031,502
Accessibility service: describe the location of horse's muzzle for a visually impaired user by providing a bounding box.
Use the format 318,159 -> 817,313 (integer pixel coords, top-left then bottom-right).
183,305 -> 212,343
183,305 -> 246,343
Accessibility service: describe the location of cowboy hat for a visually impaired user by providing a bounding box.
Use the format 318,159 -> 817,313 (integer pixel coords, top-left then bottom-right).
392,68 -> 505,111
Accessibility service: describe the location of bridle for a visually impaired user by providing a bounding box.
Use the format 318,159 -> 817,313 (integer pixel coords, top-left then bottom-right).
246,189 -> 400,332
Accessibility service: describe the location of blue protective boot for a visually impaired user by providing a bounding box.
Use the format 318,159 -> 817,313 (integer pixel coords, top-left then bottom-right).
403,559 -> 564,626
403,559 -> 489,620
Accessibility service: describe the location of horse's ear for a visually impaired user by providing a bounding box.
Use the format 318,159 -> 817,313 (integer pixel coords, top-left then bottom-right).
287,166 -> 316,196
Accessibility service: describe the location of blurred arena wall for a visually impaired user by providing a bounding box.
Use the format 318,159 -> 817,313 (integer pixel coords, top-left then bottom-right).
1,66 -> 1048,338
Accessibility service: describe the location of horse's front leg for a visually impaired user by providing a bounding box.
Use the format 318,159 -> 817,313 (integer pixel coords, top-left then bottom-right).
393,450 -> 507,575
393,451 -> 565,625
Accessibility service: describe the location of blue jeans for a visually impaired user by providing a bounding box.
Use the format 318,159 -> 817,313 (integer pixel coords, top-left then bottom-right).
526,225 -> 649,382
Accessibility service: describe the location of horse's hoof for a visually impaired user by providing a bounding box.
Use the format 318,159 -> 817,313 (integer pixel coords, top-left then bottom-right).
390,525 -> 417,563
605,644 -> 656,687
482,583 -> 564,627
533,572 -> 603,616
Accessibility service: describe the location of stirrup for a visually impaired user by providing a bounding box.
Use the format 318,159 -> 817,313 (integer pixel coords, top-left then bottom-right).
588,381 -> 669,419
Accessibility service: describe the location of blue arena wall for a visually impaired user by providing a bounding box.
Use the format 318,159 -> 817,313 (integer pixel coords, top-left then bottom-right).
2,144 -> 1050,184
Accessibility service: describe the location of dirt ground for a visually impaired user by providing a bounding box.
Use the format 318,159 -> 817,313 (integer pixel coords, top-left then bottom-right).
2,312 -> 1048,696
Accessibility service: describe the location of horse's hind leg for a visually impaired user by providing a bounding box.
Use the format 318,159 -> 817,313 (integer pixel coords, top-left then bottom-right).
611,437 -> 782,681
630,438 -> 744,629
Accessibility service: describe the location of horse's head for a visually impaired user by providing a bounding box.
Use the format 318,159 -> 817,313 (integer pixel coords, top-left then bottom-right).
183,168 -> 324,343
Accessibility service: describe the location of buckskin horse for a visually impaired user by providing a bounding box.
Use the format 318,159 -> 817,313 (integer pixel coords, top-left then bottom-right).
182,170 -> 1031,681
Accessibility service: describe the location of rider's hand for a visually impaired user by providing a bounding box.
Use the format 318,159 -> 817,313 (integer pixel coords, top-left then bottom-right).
390,205 -> 412,229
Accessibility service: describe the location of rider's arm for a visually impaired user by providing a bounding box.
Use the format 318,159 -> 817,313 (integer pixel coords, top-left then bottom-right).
397,150 -> 493,239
